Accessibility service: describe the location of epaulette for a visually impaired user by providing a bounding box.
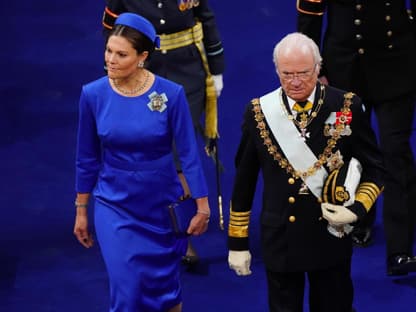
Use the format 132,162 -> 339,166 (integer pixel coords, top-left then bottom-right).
296,0 -> 325,16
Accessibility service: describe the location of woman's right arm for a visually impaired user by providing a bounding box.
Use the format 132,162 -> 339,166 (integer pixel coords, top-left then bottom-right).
73,86 -> 101,248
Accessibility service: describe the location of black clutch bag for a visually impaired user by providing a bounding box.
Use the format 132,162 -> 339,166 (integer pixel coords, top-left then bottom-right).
167,198 -> 197,237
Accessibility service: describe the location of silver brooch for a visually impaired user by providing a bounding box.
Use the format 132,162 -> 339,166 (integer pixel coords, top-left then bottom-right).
147,91 -> 168,112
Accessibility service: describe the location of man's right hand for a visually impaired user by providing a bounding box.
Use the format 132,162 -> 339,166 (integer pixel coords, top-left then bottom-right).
228,250 -> 252,276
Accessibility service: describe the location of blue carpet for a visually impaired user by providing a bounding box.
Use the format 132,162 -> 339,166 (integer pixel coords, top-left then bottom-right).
1,1 -> 415,311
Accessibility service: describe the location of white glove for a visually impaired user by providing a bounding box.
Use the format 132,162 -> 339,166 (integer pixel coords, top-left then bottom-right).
228,250 -> 252,276
321,202 -> 358,226
212,74 -> 223,97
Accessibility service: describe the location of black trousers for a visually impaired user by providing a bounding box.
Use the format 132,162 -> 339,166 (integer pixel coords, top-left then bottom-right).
265,261 -> 353,312
374,93 -> 416,258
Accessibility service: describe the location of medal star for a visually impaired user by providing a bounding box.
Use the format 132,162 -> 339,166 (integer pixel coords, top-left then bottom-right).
147,91 -> 168,112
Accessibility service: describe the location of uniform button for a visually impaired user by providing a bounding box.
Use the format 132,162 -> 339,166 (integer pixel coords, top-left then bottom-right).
355,4 -> 362,10
388,44 -> 394,49
358,48 -> 365,54
385,2 -> 391,6
288,178 -> 295,185
160,19 -> 166,25
157,2 -> 163,8
354,19 -> 361,26
288,197 -> 295,204
385,15 -> 391,21
289,216 -> 296,223
161,49 -> 167,54
387,30 -> 393,37
355,34 -> 362,40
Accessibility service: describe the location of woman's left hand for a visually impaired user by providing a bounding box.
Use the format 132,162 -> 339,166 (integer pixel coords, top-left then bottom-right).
186,197 -> 210,235
187,211 -> 210,235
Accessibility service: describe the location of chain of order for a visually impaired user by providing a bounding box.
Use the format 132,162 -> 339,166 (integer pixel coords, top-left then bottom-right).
251,88 -> 354,181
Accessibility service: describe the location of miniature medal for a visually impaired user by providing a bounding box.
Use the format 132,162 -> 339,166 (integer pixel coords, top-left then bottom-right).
298,182 -> 310,195
178,0 -> 187,11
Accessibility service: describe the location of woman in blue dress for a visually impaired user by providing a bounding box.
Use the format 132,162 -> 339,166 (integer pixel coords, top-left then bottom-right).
72,13 -> 211,312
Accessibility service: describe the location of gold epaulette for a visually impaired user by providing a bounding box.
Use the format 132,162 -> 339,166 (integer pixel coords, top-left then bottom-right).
228,203 -> 251,238
296,0 -> 325,16
355,183 -> 383,211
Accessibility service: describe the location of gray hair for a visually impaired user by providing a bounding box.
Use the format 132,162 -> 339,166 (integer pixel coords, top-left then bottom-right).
273,32 -> 322,71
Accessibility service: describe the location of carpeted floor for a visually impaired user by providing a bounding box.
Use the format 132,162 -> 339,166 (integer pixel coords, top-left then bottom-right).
1,1 -> 415,311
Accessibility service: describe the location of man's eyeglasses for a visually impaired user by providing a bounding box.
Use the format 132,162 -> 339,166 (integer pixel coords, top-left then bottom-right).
279,64 -> 317,82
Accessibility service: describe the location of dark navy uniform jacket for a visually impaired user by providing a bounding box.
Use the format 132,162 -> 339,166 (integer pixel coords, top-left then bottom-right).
297,0 -> 416,102
229,84 -> 384,272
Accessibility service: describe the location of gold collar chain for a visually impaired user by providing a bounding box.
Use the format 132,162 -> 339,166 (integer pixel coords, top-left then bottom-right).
251,90 -> 354,180
280,84 -> 325,130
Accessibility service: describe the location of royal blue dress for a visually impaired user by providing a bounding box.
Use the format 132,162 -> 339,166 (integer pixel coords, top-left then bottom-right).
75,75 -> 208,311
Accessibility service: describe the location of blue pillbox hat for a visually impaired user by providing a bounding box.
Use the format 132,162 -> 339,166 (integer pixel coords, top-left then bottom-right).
115,13 -> 160,48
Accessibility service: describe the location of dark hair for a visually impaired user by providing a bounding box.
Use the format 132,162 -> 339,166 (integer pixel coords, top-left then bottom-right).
108,24 -> 155,56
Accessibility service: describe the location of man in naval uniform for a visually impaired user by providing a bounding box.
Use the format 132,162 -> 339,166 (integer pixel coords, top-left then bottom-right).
227,32 -> 384,312
102,0 -> 225,264
297,0 -> 416,275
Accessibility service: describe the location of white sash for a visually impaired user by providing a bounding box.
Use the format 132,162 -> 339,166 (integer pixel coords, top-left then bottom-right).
259,88 -> 328,198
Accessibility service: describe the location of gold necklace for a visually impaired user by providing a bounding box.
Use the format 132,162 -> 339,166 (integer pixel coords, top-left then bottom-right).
112,70 -> 150,95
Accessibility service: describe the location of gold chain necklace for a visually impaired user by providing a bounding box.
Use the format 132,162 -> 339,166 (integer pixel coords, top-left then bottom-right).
280,84 -> 325,130
112,70 -> 150,95
251,88 -> 354,181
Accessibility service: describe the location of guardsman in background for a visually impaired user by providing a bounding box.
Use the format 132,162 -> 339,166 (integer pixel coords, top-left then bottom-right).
297,0 -> 416,275
102,0 -> 225,265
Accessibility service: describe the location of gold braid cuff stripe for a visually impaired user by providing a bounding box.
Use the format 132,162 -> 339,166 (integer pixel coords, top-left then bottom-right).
229,210 -> 250,217
229,208 -> 251,238
228,224 -> 249,238
229,216 -> 250,225
355,183 -> 383,211
252,89 -> 355,181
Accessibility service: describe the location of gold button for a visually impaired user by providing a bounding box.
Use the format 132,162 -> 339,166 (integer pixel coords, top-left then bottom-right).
288,197 -> 295,204
288,178 -> 295,185
354,19 -> 361,26
160,19 -> 166,24
387,30 -> 393,37
161,49 -> 167,54
358,48 -> 365,54
157,2 -> 163,8
289,216 -> 296,223
388,44 -> 393,49
355,4 -> 362,10
385,15 -> 391,21
355,34 -> 362,40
